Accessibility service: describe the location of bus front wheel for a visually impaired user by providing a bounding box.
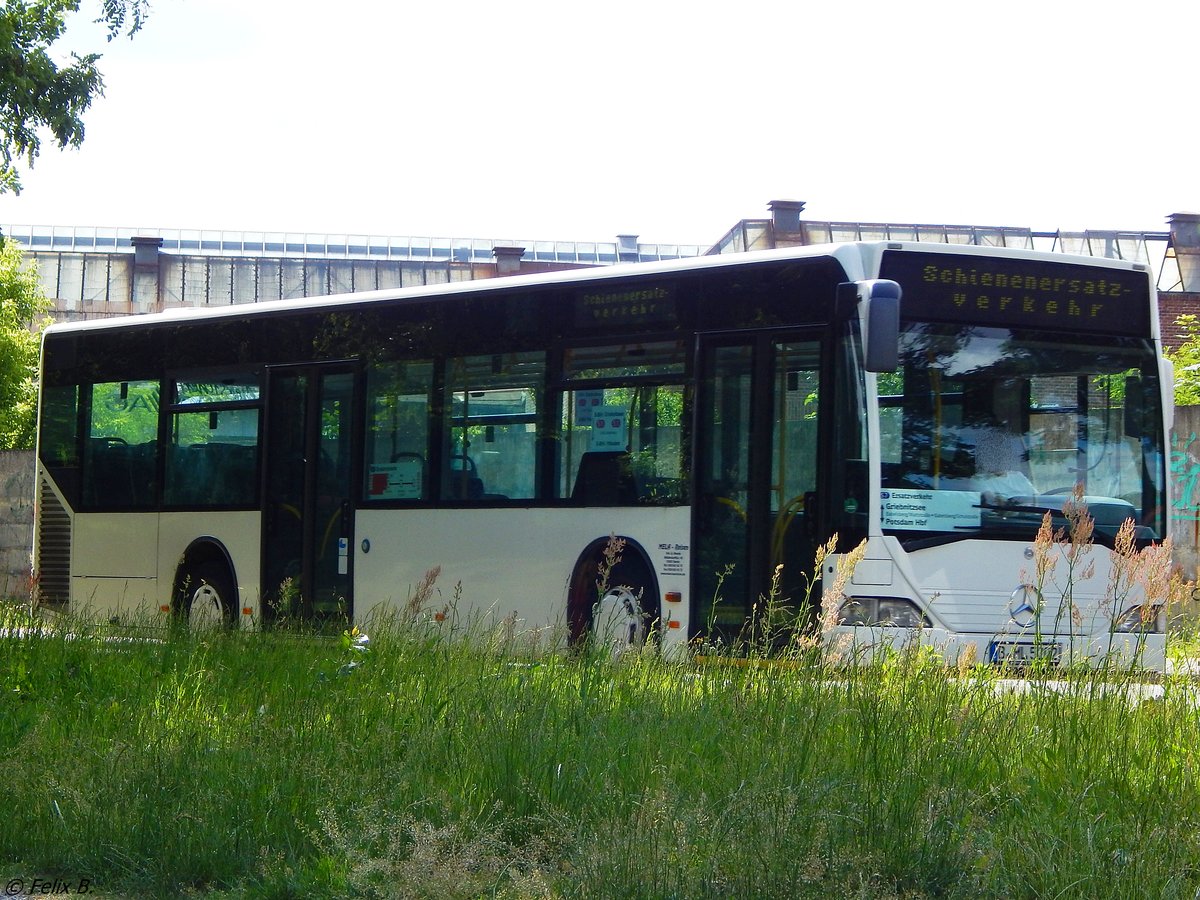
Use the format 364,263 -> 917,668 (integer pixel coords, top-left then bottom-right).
177,561 -> 237,630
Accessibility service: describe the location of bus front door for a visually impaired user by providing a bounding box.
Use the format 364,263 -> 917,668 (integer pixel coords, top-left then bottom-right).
262,365 -> 358,625
693,333 -> 827,647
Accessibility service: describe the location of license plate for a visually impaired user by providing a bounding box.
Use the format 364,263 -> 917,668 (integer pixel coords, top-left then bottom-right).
987,640 -> 1062,666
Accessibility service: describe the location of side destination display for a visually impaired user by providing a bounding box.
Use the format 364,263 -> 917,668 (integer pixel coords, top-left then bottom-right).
879,249 -> 1152,337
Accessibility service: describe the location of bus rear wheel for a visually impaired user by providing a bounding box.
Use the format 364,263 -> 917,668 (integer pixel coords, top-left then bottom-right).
568,537 -> 659,649
177,561 -> 236,630
592,584 -> 650,647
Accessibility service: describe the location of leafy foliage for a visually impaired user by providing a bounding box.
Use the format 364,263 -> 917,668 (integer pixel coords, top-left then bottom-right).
0,237 -> 50,448
1165,313 -> 1200,405
0,0 -> 149,193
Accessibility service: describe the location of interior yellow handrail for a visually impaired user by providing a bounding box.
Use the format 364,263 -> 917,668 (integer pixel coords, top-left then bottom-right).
715,496 -> 747,521
771,493 -> 807,569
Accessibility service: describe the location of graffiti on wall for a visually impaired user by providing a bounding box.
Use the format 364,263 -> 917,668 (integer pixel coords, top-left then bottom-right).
1169,409 -> 1200,578
1172,432 -> 1200,519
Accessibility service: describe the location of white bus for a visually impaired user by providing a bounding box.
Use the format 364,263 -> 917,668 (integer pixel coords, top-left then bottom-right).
32,241 -> 1172,665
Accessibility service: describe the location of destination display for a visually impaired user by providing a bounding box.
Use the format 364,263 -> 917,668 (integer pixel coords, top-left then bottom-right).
574,284 -> 677,329
881,488 -> 981,531
879,250 -> 1152,336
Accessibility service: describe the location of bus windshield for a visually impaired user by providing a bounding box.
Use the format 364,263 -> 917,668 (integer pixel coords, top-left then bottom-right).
879,323 -> 1166,545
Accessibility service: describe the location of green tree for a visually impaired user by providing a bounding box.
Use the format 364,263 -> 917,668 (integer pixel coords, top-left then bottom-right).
0,237 -> 50,448
0,0 -> 149,193
1165,313 -> 1200,406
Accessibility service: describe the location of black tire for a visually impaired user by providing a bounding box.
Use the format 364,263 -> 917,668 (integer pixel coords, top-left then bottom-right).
177,561 -> 237,630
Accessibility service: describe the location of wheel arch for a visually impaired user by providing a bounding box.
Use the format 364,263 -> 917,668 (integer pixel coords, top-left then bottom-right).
173,536 -> 238,613
566,534 -> 660,644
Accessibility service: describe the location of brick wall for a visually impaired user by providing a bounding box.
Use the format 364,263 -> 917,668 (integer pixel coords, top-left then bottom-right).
1160,293 -> 1200,353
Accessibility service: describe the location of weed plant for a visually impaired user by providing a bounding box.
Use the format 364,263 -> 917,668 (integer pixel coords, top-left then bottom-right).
1,560 -> 1199,897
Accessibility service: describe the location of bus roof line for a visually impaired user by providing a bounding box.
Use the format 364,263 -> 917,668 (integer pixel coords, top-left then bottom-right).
41,240 -> 1149,337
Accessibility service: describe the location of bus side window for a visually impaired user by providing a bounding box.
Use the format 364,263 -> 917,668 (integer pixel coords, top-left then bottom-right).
83,380 -> 160,509
165,378 -> 262,508
560,385 -> 686,505
558,341 -> 687,505
364,361 -> 433,501
38,383 -> 80,504
443,352 -> 544,502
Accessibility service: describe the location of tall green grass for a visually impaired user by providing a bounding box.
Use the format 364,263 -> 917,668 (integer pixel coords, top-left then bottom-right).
2,597 -> 1200,899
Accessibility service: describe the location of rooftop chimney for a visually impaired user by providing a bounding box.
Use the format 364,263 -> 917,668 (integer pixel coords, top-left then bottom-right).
768,200 -> 806,234
131,235 -> 163,269
493,245 -> 526,276
1169,212 -> 1200,292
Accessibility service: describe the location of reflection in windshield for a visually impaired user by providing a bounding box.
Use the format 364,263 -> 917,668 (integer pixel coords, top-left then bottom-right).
879,325 -> 1165,542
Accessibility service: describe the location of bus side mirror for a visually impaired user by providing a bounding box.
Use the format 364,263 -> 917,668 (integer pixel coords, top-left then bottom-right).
861,279 -> 901,373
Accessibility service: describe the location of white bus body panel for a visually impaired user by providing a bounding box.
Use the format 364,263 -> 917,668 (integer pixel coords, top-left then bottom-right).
69,511 -> 263,624
63,502 -> 690,646
70,513 -> 158,618
353,505 -> 692,653
827,537 -> 1166,669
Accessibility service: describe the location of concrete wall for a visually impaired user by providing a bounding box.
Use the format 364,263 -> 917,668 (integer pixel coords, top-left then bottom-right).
0,450 -> 33,598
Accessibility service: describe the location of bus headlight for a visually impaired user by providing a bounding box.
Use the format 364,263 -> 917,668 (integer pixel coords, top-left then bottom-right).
1111,604 -> 1165,634
838,597 -> 930,628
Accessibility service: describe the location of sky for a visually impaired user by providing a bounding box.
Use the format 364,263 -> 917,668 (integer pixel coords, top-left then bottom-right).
1,0 -> 1198,248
